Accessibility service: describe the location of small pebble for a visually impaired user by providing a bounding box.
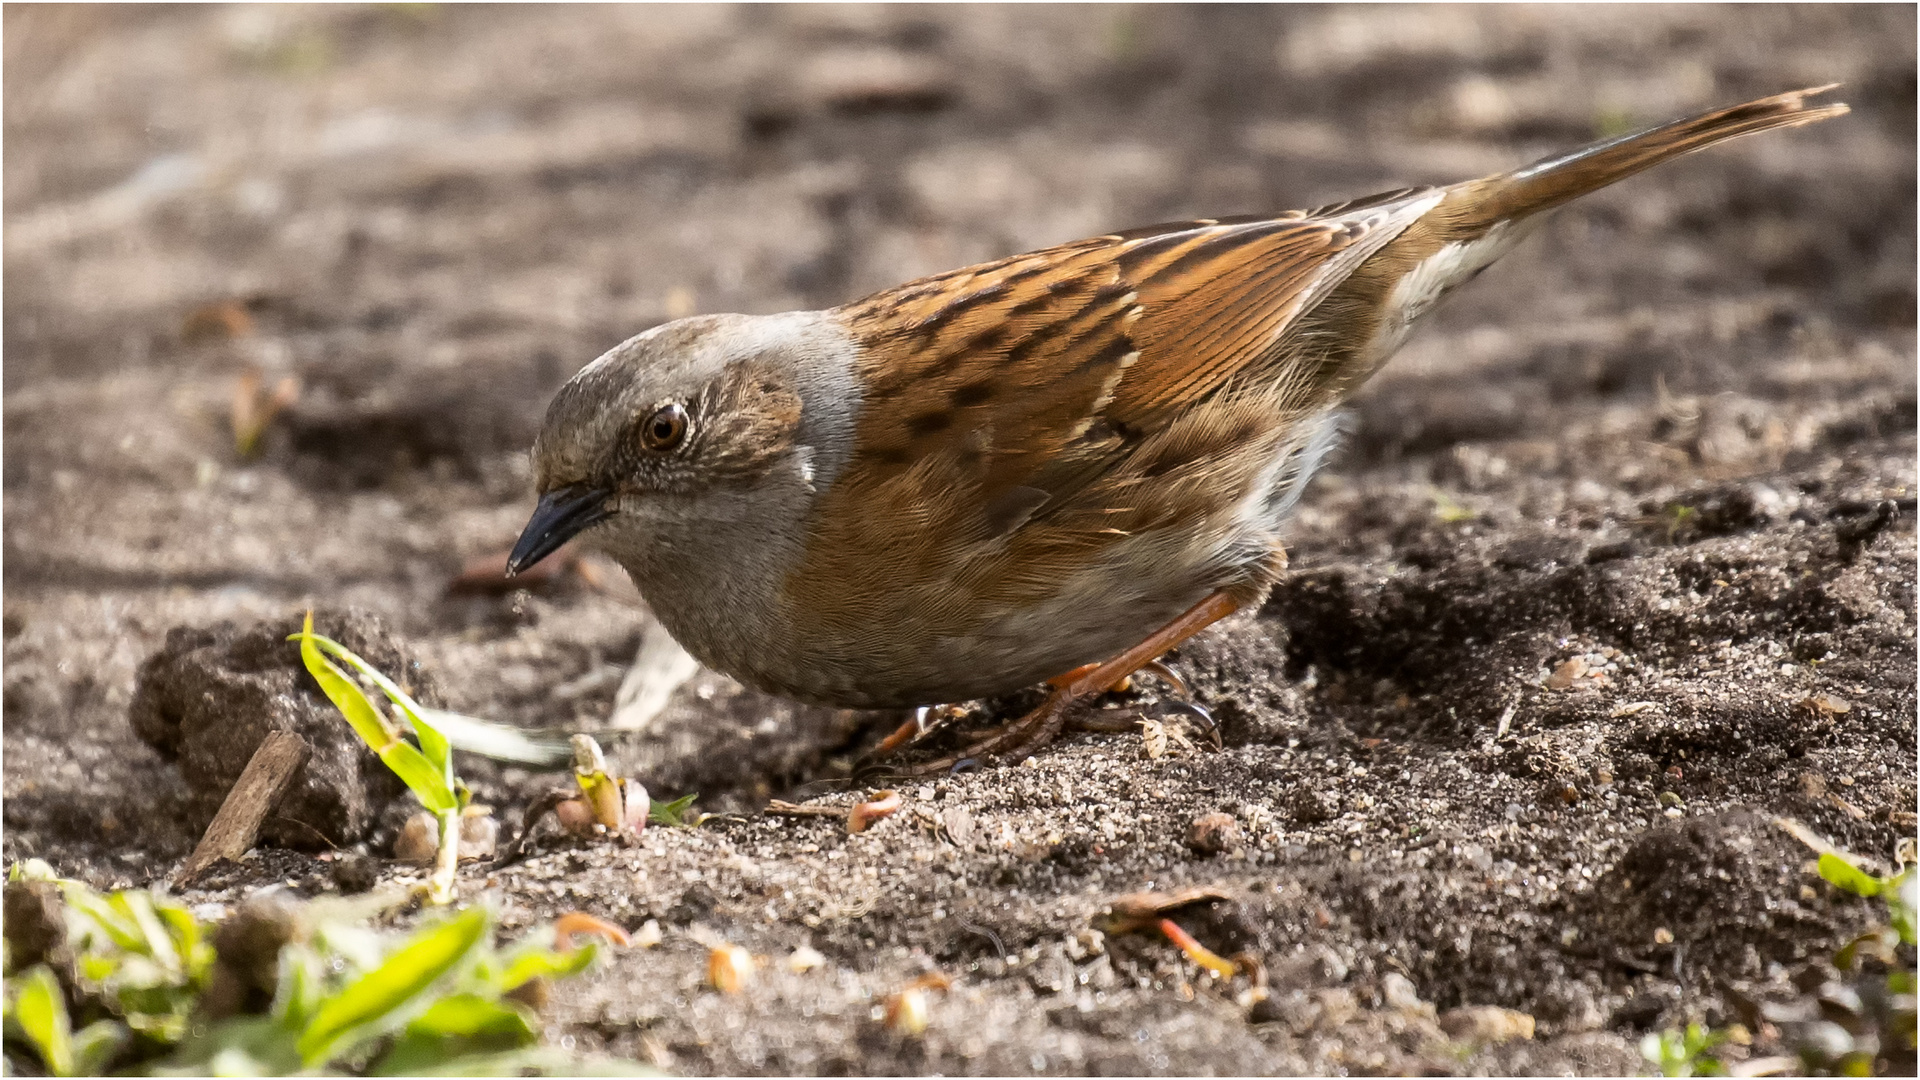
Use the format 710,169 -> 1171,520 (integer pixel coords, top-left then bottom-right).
1381,972 -> 1432,1017
1186,812 -> 1242,855
1438,1005 -> 1536,1044
1546,658 -> 1587,690
394,811 -> 440,864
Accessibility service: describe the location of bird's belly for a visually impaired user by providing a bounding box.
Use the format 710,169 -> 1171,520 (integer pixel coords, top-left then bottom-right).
732,525 -> 1264,709
761,585 -> 1218,709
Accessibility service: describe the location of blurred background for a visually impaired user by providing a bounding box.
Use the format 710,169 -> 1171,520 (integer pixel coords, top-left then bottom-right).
4,1 -> 1913,853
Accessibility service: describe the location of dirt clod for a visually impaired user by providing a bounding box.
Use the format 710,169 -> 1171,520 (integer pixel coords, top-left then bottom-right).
128,612 -> 424,849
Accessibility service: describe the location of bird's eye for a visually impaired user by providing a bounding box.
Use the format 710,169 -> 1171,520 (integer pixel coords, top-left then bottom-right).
640,402 -> 688,452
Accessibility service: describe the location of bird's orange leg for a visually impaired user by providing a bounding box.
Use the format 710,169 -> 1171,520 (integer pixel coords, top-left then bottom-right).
883,590 -> 1240,776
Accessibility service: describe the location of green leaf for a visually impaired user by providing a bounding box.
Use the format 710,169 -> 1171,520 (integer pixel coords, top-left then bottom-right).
152,1016 -> 303,1077
296,614 -> 400,752
9,859 -> 59,883
492,939 -> 597,992
406,993 -> 537,1040
413,707 -> 571,766
650,793 -> 707,828
154,900 -> 213,982
1818,852 -> 1884,898
113,890 -> 183,979
12,966 -> 74,1076
369,995 -> 536,1075
295,905 -> 490,1066
377,740 -> 460,813
1889,868 -> 1917,946
301,630 -> 451,784
269,942 -> 325,1031
70,1018 -> 130,1076
62,887 -> 147,953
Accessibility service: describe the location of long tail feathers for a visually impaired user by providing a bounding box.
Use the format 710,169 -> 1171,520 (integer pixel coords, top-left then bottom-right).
1475,84 -> 1848,223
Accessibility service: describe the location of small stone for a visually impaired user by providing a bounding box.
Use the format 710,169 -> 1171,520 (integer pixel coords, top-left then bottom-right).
457,807 -> 498,861
1381,972 -> 1433,1018
787,944 -> 826,973
394,811 -> 440,864
1654,927 -> 1674,944
1438,1005 -> 1535,1044
1546,657 -> 1587,690
1187,812 -> 1242,855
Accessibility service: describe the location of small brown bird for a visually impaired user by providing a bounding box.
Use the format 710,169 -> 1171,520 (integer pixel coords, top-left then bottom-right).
510,86 -> 1845,769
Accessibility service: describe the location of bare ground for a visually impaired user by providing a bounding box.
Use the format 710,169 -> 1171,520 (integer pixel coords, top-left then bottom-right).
4,4 -> 1915,1075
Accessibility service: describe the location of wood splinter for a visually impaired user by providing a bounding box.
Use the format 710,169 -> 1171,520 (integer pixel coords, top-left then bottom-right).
174,731 -> 310,886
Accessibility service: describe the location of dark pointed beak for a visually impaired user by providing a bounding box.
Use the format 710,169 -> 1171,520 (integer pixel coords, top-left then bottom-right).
507,485 -> 614,576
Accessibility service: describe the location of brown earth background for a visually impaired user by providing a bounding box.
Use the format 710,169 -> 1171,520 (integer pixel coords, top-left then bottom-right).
4,4 -> 1916,1075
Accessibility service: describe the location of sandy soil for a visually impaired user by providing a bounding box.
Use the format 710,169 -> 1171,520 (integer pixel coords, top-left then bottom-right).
5,4 -> 1914,1075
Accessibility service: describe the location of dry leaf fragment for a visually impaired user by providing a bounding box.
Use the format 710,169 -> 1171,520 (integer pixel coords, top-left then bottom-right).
231,365 -> 299,458
708,943 -> 755,993
1158,918 -> 1237,979
848,790 -> 903,833
883,972 -> 952,1035
554,911 -> 631,950
1098,886 -> 1233,935
884,986 -> 930,1034
1140,718 -> 1168,760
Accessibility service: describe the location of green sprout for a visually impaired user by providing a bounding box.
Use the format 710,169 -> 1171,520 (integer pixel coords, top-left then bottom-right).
649,792 -> 712,829
1665,503 -> 1698,542
1640,1021 -> 1728,1077
1820,849 -> 1917,985
2,864 -> 635,1075
1431,489 -> 1476,524
4,859 -> 211,1068
290,612 -> 567,903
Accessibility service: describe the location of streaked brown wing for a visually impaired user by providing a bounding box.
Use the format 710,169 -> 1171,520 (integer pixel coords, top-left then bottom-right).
832,187 -> 1440,528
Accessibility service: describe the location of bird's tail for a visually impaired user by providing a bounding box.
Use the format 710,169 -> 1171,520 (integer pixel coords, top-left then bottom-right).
1462,84 -> 1848,226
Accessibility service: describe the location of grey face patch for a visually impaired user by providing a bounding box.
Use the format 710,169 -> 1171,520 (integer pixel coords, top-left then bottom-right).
531,311 -> 863,501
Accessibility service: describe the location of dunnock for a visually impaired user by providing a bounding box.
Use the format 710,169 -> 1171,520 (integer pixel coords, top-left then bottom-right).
509,86 -> 1845,769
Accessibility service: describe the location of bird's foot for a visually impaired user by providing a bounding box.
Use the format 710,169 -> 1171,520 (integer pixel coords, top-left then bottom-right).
864,590 -> 1239,777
